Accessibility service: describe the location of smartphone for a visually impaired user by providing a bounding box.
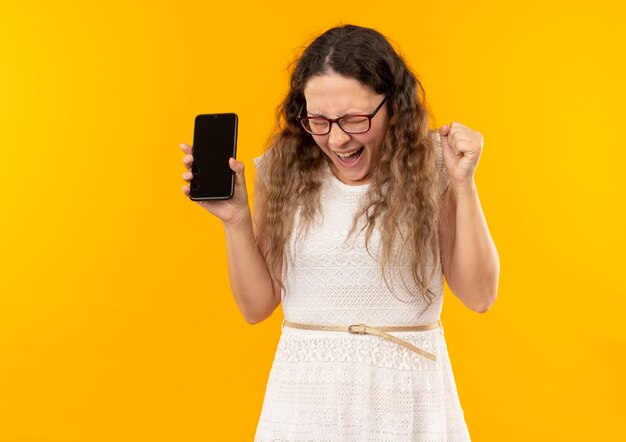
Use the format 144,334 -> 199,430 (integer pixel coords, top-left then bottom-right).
189,113 -> 238,200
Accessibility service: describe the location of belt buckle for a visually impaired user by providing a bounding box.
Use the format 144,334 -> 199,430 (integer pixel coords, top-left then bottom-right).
348,324 -> 367,334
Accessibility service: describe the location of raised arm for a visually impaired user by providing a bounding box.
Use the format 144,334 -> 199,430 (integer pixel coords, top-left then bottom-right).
180,142 -> 280,324
222,163 -> 282,324
435,125 -> 500,313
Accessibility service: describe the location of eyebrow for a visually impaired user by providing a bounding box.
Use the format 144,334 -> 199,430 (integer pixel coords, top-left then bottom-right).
307,109 -> 365,117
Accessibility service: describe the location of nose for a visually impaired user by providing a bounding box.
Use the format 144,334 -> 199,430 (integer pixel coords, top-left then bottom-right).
327,122 -> 351,149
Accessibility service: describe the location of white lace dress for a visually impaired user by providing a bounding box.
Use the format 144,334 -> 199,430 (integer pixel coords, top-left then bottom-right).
252,144 -> 471,441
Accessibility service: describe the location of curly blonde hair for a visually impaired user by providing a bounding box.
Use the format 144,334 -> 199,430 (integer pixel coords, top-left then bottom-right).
257,24 -> 447,305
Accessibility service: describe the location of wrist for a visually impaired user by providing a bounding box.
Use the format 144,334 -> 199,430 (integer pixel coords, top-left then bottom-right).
451,179 -> 477,197
222,210 -> 253,232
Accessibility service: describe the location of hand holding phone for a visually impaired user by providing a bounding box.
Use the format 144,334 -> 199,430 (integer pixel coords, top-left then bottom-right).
189,113 -> 238,200
180,114 -> 252,226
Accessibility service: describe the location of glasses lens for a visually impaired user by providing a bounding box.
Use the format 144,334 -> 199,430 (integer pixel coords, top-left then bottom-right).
302,118 -> 330,134
339,116 -> 370,133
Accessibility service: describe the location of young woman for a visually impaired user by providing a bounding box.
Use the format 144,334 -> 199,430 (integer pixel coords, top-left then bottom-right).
180,24 -> 499,441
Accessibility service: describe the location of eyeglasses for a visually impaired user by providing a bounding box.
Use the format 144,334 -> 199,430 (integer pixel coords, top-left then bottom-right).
297,96 -> 387,135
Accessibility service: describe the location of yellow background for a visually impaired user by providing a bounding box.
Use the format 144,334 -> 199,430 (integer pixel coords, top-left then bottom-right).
1,0 -> 624,440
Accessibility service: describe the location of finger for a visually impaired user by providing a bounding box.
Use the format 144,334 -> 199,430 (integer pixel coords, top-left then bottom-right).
182,171 -> 192,182
179,143 -> 192,154
182,184 -> 190,196
183,154 -> 194,169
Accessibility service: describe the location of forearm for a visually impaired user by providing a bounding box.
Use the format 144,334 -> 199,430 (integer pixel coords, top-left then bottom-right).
448,180 -> 500,312
222,213 -> 279,324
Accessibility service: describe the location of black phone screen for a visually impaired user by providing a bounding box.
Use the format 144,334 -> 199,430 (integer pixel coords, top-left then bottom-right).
189,113 -> 238,200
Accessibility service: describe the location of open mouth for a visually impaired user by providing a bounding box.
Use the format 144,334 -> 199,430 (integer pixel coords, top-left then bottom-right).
335,146 -> 364,166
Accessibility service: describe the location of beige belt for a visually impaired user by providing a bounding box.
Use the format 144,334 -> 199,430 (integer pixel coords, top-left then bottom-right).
282,319 -> 442,362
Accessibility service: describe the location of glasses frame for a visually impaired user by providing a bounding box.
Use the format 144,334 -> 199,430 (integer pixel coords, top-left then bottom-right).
296,96 -> 388,135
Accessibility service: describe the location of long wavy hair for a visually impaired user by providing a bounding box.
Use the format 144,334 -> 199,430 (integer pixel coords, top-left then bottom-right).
257,24 -> 446,305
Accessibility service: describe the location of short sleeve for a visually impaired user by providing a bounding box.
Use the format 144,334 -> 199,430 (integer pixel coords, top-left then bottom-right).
432,131 -> 450,197
253,150 -> 270,184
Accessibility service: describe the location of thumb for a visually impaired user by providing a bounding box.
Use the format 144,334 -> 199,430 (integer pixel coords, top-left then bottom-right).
229,158 -> 246,185
439,125 -> 451,152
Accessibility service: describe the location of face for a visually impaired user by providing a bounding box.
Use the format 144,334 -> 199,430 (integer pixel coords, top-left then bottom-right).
302,72 -> 389,186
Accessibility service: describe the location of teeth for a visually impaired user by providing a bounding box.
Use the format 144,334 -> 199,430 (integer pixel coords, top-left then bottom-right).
336,147 -> 362,158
